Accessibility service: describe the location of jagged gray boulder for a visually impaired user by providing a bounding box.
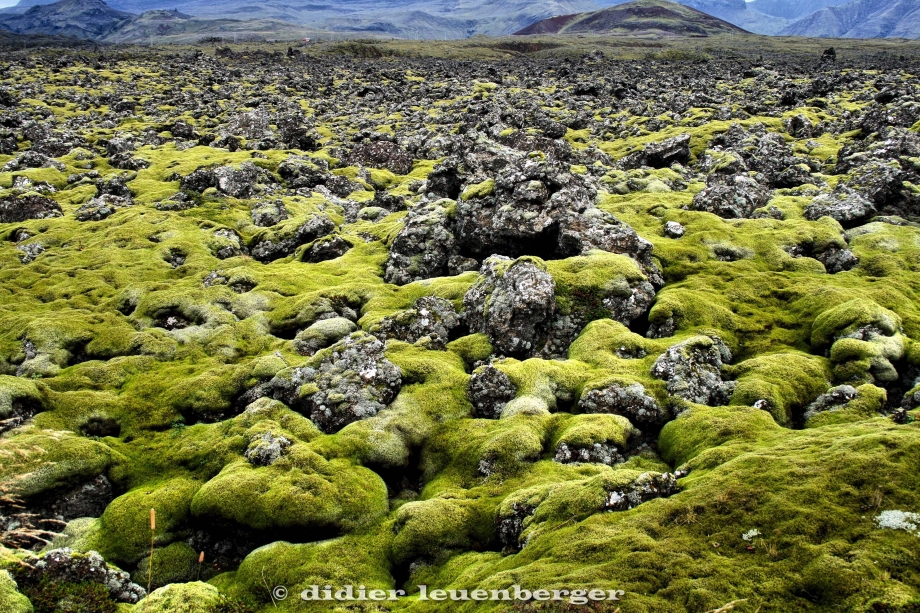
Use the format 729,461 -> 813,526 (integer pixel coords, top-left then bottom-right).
213,162 -> 263,199
554,442 -> 623,466
346,141 -> 413,175
578,383 -> 668,429
556,208 -> 663,286
251,200 -> 289,227
274,333 -> 402,433
804,187 -> 877,227
463,256 -> 556,357
2,151 -> 64,172
75,194 -> 131,221
818,247 -> 859,273
16,241 -> 45,264
803,384 -> 860,422
376,296 -> 461,349
844,160 -> 907,209
689,174 -> 771,219
642,133 -> 691,168
180,161 -> 269,199
496,501 -> 535,554
453,156 -> 595,259
602,472 -> 680,512
747,132 -> 811,188
250,214 -> 336,263
384,199 -> 458,285
468,364 -> 517,419
244,432 -> 292,466
224,108 -> 273,140
212,229 -> 245,259
664,221 -> 685,238
0,195 -> 62,223
304,235 -> 352,263
651,336 -> 736,406
278,156 -> 330,189
18,548 -> 146,604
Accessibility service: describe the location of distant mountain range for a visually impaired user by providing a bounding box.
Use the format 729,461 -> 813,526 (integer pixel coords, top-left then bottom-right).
0,0 -> 323,42
515,0 -> 746,37
779,0 -> 920,38
0,0 -> 917,40
0,0 -> 605,39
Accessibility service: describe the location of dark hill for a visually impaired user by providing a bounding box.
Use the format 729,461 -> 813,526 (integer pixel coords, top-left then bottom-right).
515,0 -> 749,36
0,0 -> 134,39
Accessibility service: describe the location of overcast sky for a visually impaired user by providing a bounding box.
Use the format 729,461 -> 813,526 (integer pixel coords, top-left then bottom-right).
0,0 -> 19,7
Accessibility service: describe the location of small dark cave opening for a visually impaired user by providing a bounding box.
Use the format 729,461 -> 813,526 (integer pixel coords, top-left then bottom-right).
365,447 -> 424,500
269,321 -> 301,340
456,225 -> 565,264
0,397 -> 43,435
627,305 -> 652,338
151,308 -> 205,331
79,415 -> 122,438
66,340 -> 90,366
183,518 -> 341,576
447,321 -> 471,343
881,357 -> 919,412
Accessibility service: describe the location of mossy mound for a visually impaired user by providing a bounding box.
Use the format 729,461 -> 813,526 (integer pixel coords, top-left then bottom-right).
0,571 -> 33,613
189,452 -> 388,532
131,582 -> 221,613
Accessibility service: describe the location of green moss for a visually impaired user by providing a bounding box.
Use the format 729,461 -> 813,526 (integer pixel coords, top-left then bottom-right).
229,537 -> 393,612
368,169 -> 399,189
0,431 -> 124,499
728,352 -> 832,426
0,376 -> 44,419
189,451 -> 388,532
422,414 -> 548,485
500,395 -> 550,418
132,582 -> 221,613
446,334 -> 492,366
805,384 -> 888,428
459,179 -> 495,201
408,418 -> 920,612
2,46 -> 920,613
132,541 -> 199,589
0,570 -> 32,613
94,477 -> 201,565
546,250 -> 647,319
659,405 -> 783,468
811,299 -> 901,349
506,469 -> 648,545
392,496 -> 495,564
552,413 -> 634,449
42,517 -> 100,553
20,577 -> 117,613
293,317 -> 356,354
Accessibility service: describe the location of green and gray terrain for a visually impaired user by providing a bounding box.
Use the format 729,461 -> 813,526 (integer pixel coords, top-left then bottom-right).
1,35 -> 920,613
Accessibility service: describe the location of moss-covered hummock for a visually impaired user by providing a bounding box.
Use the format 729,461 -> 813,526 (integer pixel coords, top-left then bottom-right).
131,582 -> 221,613
0,570 -> 32,613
